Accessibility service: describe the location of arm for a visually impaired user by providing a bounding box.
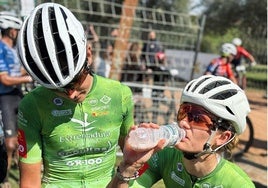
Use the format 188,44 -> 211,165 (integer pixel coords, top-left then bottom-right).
239,47 -> 255,63
19,161 -> 42,188
107,123 -> 166,188
18,96 -> 43,188
0,72 -> 32,86
87,25 -> 99,43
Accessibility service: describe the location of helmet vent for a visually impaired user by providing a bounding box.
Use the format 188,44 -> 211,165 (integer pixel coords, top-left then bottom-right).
49,7 -> 68,79
33,8 -> 59,84
185,82 -> 193,91
199,80 -> 230,94
22,18 -> 48,84
209,89 -> 238,100
191,77 -> 210,92
225,106 -> 235,115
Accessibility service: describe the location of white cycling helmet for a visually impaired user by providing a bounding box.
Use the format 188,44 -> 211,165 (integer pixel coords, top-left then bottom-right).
0,11 -> 22,30
232,37 -> 242,46
181,75 -> 250,134
17,3 -> 87,89
220,43 -> 237,57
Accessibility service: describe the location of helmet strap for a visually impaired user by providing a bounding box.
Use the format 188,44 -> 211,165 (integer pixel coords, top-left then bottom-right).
182,128 -> 218,160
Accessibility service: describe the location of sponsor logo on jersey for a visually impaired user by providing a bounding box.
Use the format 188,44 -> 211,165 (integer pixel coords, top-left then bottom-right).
18,129 -> 27,158
71,113 -> 96,131
52,109 -> 73,117
171,171 -> 185,186
53,97 -> 64,106
177,162 -> 183,172
88,98 -> 98,106
100,95 -> 111,104
59,130 -> 111,142
18,110 -> 28,127
92,111 -> 108,117
58,141 -> 112,157
66,157 -> 103,167
91,105 -> 109,111
201,183 -> 213,188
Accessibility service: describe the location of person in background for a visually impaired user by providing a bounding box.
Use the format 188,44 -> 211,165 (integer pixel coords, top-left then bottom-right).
86,24 -> 102,73
96,45 -> 113,78
141,30 -> 163,66
121,42 -> 145,83
205,43 -> 237,84
231,37 -> 256,89
16,3 -> 134,188
107,75 -> 254,188
0,11 -> 33,187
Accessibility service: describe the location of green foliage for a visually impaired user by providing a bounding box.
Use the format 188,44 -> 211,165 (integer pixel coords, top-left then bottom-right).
199,0 -> 267,64
201,28 -> 241,53
246,64 -> 267,90
247,65 -> 267,81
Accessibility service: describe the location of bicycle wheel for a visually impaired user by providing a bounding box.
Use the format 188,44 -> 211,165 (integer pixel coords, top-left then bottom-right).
233,116 -> 254,157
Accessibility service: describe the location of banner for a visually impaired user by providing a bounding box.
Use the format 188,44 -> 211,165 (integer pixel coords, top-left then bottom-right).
165,49 -> 217,81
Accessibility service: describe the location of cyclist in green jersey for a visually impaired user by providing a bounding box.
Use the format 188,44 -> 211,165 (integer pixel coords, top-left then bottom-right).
108,75 -> 255,188
16,3 -> 134,188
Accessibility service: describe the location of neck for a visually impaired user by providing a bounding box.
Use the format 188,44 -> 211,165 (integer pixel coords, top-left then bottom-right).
183,153 -> 220,178
2,37 -> 14,48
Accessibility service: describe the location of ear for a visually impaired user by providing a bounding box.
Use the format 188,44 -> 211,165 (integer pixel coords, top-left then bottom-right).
86,43 -> 93,65
216,131 -> 232,145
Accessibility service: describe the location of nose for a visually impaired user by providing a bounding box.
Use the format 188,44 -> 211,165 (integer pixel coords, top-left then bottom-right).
66,89 -> 78,99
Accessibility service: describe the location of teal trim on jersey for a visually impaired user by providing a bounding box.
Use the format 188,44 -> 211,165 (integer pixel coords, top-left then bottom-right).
18,75 -> 134,187
130,147 -> 255,188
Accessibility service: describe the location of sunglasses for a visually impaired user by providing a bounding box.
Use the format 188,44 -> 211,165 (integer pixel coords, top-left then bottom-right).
177,103 -> 215,131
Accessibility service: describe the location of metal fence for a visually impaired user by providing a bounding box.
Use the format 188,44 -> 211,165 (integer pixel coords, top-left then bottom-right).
122,81 -> 185,125
34,0 -> 203,85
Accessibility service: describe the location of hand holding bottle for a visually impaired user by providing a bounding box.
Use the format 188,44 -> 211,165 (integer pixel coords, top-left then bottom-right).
123,123 -> 167,166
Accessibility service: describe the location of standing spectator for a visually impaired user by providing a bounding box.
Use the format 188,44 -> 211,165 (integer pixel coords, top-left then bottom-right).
16,3 -> 134,187
142,30 -> 163,67
205,43 -> 237,84
231,37 -> 256,89
0,11 -> 32,187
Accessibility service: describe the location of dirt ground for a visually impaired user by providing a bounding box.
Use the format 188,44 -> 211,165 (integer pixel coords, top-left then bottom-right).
236,89 -> 267,187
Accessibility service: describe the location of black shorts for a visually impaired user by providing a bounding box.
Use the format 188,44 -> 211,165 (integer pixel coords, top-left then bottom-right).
0,94 -> 21,138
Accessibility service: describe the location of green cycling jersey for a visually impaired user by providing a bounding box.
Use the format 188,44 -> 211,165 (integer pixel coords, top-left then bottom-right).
18,74 -> 134,187
130,147 -> 255,188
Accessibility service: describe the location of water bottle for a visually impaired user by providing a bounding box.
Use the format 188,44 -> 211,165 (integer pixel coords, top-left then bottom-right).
128,122 -> 185,151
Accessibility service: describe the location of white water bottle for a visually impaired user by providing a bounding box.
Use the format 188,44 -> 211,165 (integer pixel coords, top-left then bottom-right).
128,122 -> 185,151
